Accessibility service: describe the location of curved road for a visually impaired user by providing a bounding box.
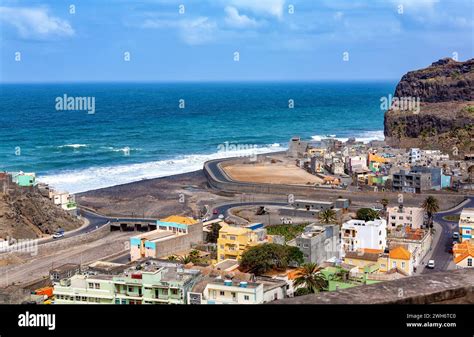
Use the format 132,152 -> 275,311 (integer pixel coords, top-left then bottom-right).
422,196 -> 474,273
209,201 -> 288,221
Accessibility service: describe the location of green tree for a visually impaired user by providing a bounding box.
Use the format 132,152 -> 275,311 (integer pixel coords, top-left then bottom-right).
422,196 -> 440,229
292,263 -> 328,294
285,246 -> 304,267
380,198 -> 389,211
240,243 -> 293,275
319,209 -> 337,224
356,208 -> 380,221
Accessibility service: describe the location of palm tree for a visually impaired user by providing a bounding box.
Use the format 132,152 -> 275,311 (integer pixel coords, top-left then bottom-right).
167,255 -> 178,262
178,255 -> 193,264
319,209 -> 337,224
293,263 -> 328,294
422,196 -> 439,229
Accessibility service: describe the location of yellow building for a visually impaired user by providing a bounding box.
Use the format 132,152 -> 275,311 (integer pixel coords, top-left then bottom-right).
160,215 -> 198,225
217,224 -> 265,262
343,246 -> 412,275
368,153 -> 389,164
343,249 -> 383,272
387,246 -> 412,275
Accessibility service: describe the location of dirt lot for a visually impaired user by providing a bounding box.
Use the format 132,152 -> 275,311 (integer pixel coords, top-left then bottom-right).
223,162 -> 324,185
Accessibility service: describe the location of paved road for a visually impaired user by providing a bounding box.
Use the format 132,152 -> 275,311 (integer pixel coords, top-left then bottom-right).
40,208 -> 157,245
422,196 -> 474,274
209,201 -> 288,221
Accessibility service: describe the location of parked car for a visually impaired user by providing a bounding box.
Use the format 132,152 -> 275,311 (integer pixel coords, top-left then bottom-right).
213,209 -> 219,215
427,260 -> 435,269
452,232 -> 460,240
218,214 -> 224,219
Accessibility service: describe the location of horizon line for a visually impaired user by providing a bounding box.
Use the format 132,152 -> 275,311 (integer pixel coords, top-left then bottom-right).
0,78 -> 399,85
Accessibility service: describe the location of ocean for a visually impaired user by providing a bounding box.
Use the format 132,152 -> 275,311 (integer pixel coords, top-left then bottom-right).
0,81 -> 395,193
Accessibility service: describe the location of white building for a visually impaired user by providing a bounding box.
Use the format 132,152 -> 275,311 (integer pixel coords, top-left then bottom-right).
201,279 -> 264,304
387,205 -> 425,230
459,208 -> 474,242
409,148 -> 421,164
341,218 -> 387,253
347,155 -> 368,173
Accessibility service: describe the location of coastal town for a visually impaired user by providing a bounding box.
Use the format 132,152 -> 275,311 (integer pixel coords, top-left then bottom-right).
1,133 -> 473,305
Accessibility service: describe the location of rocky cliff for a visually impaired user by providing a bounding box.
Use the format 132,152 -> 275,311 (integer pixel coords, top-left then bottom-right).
0,187 -> 82,240
384,58 -> 474,156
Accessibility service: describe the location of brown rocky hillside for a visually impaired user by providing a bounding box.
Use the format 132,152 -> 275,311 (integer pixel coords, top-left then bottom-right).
0,187 -> 83,240
384,58 -> 474,156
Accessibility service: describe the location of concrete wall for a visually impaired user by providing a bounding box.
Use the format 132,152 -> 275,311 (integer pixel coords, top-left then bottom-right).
273,269 -> 474,304
204,158 -> 467,210
153,223 -> 203,258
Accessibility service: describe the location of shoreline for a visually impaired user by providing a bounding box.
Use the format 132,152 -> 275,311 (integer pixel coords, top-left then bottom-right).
39,131 -> 384,194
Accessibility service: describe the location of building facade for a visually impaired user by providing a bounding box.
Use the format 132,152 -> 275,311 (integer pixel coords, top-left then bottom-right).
341,219 -> 387,253
54,264 -> 201,304
387,205 -> 425,230
217,224 -> 267,262
459,208 -> 474,242
295,224 -> 339,264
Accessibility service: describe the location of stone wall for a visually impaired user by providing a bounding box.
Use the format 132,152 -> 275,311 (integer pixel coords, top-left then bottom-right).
274,269 -> 474,304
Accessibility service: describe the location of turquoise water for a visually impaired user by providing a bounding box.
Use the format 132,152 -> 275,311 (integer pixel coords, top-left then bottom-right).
0,82 -> 395,192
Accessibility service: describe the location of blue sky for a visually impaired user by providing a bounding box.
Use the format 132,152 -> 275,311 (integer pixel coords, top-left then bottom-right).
0,0 -> 473,82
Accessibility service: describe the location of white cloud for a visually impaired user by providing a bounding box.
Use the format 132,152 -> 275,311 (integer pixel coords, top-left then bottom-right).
0,7 -> 74,39
180,17 -> 217,45
224,6 -> 260,28
141,17 -> 217,45
227,0 -> 285,19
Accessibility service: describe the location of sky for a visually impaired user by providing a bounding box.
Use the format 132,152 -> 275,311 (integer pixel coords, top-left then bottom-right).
0,0 -> 473,82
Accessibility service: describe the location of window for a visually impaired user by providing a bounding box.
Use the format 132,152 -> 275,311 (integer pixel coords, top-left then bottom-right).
219,291 -> 225,296
303,244 -> 309,248
244,295 -> 250,301
468,258 -> 472,267
115,299 -> 120,304
229,236 -> 236,240
171,289 -> 178,295
401,262 -> 406,269
95,283 -> 100,289
392,261 -> 396,268
128,287 -> 133,292
88,282 -> 94,288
